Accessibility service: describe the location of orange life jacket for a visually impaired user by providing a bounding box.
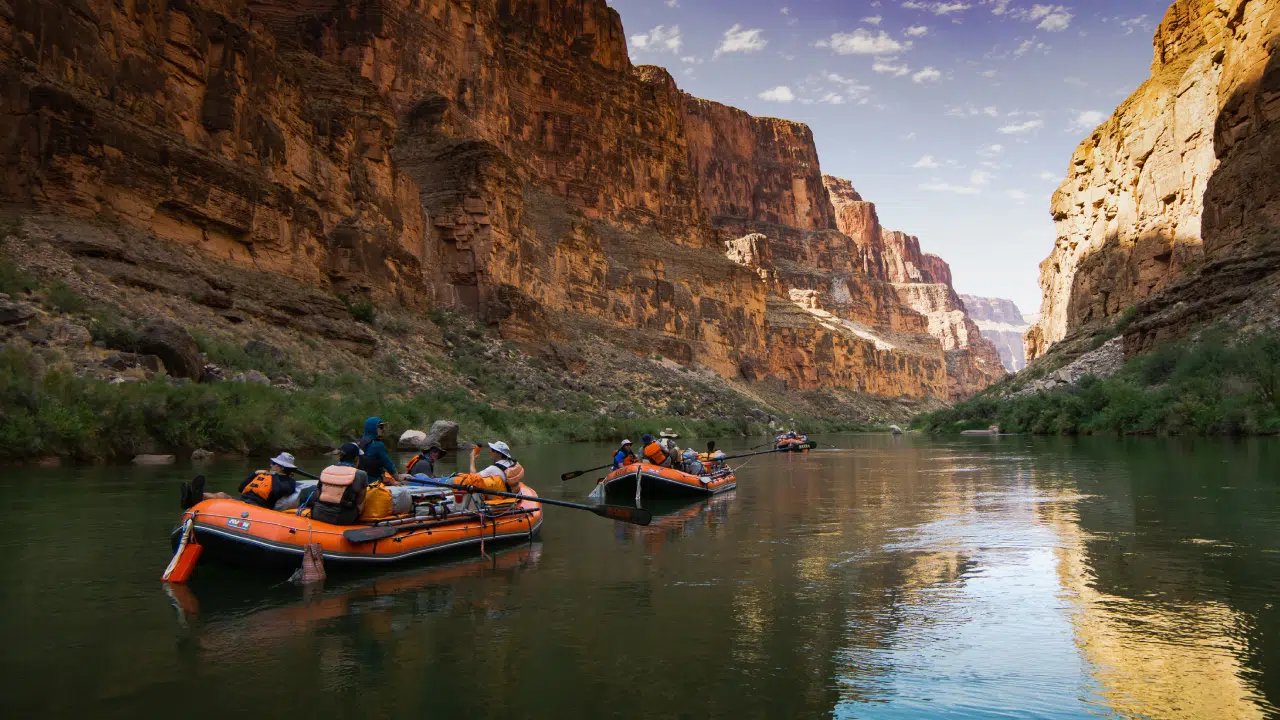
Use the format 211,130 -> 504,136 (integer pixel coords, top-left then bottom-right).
317,465 -> 358,507
242,472 -> 274,501
502,462 -> 526,490
453,472 -> 518,505
643,442 -> 668,466
406,455 -> 423,474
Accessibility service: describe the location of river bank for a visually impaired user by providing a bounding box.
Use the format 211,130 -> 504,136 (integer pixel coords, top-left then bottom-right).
0,232 -> 917,464
915,326 -> 1280,436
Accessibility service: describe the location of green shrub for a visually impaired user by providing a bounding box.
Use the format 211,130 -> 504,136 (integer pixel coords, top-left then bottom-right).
46,281 -> 87,315
339,295 -> 377,325
0,263 -> 36,296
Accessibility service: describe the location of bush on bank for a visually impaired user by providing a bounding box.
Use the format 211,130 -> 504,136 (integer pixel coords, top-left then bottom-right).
915,329 -> 1280,436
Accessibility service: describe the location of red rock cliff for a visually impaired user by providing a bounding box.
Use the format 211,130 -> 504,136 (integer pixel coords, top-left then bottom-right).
1027,0 -> 1280,360
0,0 -> 1003,401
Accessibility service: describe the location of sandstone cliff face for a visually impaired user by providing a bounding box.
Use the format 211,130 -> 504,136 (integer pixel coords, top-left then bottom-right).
0,0 -> 1004,401
959,295 -> 1030,372
1028,0 -> 1280,360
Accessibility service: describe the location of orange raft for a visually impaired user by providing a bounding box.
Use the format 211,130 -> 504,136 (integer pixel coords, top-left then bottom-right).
598,461 -> 736,500
775,437 -> 813,452
169,485 -> 542,570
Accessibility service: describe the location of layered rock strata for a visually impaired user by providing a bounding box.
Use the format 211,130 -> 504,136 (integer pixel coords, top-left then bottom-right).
0,0 -> 1003,400
1028,0 -> 1280,360
959,296 -> 1031,372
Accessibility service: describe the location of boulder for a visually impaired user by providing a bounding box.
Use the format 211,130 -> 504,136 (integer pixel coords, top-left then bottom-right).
244,339 -> 285,363
132,454 -> 176,465
51,322 -> 92,347
242,370 -> 271,385
424,420 -> 460,450
398,429 -> 428,451
0,298 -> 34,325
191,448 -> 215,461
136,320 -> 203,380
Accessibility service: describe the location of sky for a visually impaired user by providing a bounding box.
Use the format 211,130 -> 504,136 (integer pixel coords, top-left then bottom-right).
609,0 -> 1174,316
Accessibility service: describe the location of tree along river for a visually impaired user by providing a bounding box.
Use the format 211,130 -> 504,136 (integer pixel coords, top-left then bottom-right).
2,435 -> 1279,719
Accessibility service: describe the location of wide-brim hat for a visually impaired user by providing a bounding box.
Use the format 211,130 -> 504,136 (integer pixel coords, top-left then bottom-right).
270,452 -> 297,469
426,444 -> 445,455
487,441 -> 512,458
620,439 -> 633,447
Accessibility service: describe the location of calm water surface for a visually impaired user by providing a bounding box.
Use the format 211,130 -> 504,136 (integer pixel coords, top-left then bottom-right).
3,435 -> 1279,718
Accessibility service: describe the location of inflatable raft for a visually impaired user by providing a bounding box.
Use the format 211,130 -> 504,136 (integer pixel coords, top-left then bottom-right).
775,437 -> 814,452
169,485 -> 542,571
596,461 -> 736,500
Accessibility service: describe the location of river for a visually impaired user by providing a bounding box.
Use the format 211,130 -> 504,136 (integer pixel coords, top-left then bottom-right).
2,435 -> 1278,718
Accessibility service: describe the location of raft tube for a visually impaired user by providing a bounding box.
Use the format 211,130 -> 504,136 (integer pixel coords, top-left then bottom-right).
169,485 -> 542,570
599,461 -> 736,500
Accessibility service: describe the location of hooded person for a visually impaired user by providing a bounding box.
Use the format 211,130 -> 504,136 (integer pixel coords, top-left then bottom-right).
357,416 -> 402,485
310,442 -> 370,525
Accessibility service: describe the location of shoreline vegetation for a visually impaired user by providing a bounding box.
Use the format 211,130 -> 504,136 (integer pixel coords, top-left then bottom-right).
914,327 -> 1280,437
1,246 -> 896,464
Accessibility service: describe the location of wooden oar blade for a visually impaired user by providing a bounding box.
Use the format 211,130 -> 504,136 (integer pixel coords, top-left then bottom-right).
591,504 -> 652,526
343,526 -> 400,544
561,470 -> 583,481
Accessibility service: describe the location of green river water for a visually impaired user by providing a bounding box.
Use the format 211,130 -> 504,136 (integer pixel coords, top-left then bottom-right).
2,435 -> 1279,719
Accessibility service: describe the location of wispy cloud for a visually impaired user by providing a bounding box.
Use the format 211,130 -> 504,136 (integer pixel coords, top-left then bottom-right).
970,170 -> 992,186
912,66 -> 942,83
921,180 -> 981,195
820,29 -> 911,55
862,15 -> 884,25
1069,110 -> 1106,132
913,155 -> 941,169
1016,4 -> 1073,32
1006,189 -> 1029,203
999,119 -> 1044,134
978,143 -> 1004,156
716,24 -> 767,56
905,26 -> 930,37
1037,171 -> 1060,181
758,86 -> 795,102
989,0 -> 1012,14
874,58 -> 911,76
629,25 -> 682,54
902,1 -> 973,15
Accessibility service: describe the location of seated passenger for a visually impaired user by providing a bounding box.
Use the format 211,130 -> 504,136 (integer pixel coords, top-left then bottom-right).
613,439 -> 638,469
471,441 -> 525,492
180,453 -> 298,510
641,433 -> 671,467
681,448 -> 705,476
310,442 -> 370,525
407,444 -> 446,478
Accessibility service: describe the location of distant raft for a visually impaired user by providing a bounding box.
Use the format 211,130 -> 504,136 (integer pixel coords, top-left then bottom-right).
596,461 -> 736,501
775,437 -> 814,452
168,485 -> 542,572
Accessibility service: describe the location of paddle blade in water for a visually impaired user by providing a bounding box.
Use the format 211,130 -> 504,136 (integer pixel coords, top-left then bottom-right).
591,504 -> 652,526
561,470 -> 582,481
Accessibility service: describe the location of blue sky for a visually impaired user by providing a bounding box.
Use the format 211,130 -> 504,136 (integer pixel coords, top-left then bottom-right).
609,0 -> 1173,315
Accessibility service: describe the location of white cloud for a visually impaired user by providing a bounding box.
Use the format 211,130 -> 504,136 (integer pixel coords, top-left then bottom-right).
716,24 -> 768,56
781,6 -> 790,15
758,85 -> 795,102
921,181 -> 981,195
1013,39 -> 1035,56
990,0 -> 1012,14
979,143 -> 1004,156
629,25 -> 682,54
1118,15 -> 1149,35
904,1 -> 973,14
970,170 -> 992,185
913,66 -> 942,83
905,25 -> 930,37
874,58 -> 911,76
666,0 -> 680,7
1018,4 -> 1073,32
819,92 -> 847,104
863,15 -> 884,25
1037,171 -> 1060,181
999,119 -> 1044,134
982,69 -> 998,77
1069,110 -> 1106,132
1007,189 -> 1029,203
825,29 -> 910,55
913,155 -> 940,169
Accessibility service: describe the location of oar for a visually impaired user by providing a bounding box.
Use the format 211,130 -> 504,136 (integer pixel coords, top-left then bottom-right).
415,478 -> 652,526
344,515 -> 492,544
561,461 -> 618,481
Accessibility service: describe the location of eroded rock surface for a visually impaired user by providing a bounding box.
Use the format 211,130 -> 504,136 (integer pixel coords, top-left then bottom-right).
960,295 -> 1031,372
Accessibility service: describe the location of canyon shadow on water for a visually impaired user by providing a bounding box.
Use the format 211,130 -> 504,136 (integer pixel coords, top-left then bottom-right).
2,435 -> 1279,719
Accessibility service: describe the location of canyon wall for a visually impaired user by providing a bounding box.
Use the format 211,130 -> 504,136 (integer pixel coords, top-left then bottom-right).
959,296 -> 1030,372
1027,0 -> 1280,360
0,0 -> 1002,401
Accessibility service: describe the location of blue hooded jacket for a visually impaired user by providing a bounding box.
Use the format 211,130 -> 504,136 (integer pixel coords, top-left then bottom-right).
358,416 -> 397,479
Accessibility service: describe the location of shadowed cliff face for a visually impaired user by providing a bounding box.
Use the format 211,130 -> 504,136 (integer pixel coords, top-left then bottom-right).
1028,0 -> 1280,361
0,0 -> 1003,400
959,296 -> 1030,372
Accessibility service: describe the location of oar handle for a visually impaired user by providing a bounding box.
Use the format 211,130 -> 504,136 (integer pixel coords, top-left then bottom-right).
293,468 -> 321,481
412,478 -> 650,525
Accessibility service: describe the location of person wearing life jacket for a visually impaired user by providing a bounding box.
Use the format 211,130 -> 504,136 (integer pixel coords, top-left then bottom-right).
699,440 -> 727,469
357,416 -> 405,485
681,448 -> 705,476
310,442 -> 369,525
470,441 -> 525,492
613,439 -> 637,469
407,444 -> 445,477
640,433 -> 670,467
662,438 -> 683,470
180,452 -> 299,510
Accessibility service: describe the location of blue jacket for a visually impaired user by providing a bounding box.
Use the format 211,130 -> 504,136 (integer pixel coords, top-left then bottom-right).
357,416 -> 397,478
613,448 -> 635,469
